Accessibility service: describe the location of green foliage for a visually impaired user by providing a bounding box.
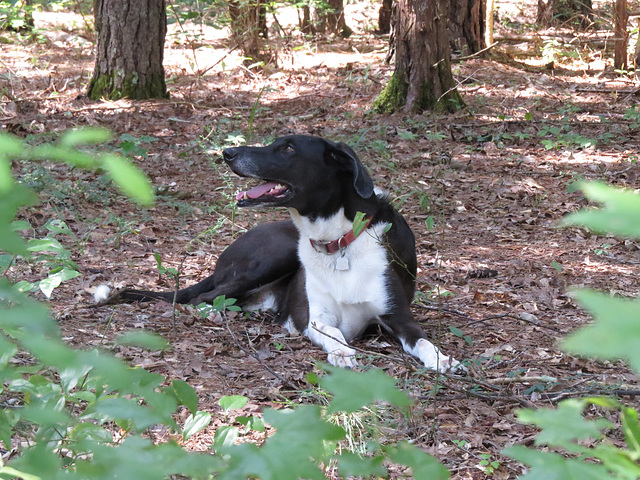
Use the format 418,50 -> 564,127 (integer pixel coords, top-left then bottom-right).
562,290 -> 640,372
505,181 -> 640,479
319,365 -> 411,414
352,210 -> 369,237
623,105 -> 640,129
449,326 -> 473,346
116,133 -> 158,158
1,128 -> 451,480
0,1 -> 33,31
196,295 -> 242,318
219,395 -> 249,412
478,453 -> 501,475
0,281 -> 218,479
536,125 -> 596,150
560,181 -> 640,238
0,129 -> 153,298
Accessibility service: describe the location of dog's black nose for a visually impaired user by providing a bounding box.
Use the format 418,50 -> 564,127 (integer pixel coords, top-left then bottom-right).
223,147 -> 238,163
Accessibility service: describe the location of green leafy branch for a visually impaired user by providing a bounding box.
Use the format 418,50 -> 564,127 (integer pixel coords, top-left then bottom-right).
1,129 -> 451,480
504,181 -> 640,479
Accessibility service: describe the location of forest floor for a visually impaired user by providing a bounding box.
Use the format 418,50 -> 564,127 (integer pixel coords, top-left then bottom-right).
2,2 -> 640,479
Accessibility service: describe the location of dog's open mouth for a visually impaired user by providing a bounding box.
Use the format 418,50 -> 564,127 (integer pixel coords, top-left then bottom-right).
235,181 -> 292,206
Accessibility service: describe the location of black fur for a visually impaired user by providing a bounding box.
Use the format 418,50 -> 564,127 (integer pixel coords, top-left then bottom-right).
113,135 -> 460,371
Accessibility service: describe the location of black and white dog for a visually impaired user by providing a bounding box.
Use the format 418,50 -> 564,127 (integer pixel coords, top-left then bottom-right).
116,136 -> 461,372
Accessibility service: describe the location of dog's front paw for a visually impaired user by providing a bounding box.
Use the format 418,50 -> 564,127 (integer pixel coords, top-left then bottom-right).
440,356 -> 467,375
413,339 -> 466,374
327,347 -> 358,368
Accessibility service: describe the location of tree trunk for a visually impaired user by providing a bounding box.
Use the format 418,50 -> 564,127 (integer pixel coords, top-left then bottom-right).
449,0 -> 486,55
378,0 -> 393,34
536,0 -> 592,27
312,0 -> 353,37
614,0 -> 628,70
301,5 -> 315,34
87,0 -> 167,100
373,0 -> 464,113
229,0 -> 268,62
327,0 -> 351,36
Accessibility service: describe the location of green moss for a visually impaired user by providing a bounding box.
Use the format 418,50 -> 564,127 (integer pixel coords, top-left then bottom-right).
372,66 -> 465,114
371,72 -> 408,114
87,72 -> 168,101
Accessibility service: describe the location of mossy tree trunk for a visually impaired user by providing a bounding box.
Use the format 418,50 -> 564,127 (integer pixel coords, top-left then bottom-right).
373,0 -> 464,113
87,0 -> 168,100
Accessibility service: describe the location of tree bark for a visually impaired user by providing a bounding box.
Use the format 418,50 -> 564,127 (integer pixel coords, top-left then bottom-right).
229,0 -> 268,62
378,0 -> 393,34
312,0 -> 353,37
614,0 -> 628,71
88,0 -> 167,100
536,0 -> 592,27
449,0 -> 486,55
373,0 -> 464,113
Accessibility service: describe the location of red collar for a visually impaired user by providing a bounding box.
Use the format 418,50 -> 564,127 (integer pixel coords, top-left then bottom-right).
309,217 -> 372,254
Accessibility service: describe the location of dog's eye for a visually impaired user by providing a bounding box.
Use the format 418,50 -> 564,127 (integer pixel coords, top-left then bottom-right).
284,144 -> 294,153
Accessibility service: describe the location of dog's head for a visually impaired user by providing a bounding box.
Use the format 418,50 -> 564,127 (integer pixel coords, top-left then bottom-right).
223,135 -> 374,216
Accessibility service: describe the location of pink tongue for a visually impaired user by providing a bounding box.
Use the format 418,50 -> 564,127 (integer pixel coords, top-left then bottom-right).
236,182 -> 279,201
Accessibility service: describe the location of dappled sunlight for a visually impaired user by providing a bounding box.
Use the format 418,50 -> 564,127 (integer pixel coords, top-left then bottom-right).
3,1 -> 640,478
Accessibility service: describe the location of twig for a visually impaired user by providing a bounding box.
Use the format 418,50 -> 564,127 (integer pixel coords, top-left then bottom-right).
223,313 -> 299,390
167,0 -> 200,73
198,41 -> 244,77
486,375 -> 557,385
541,389 -> 640,403
309,324 -> 404,363
452,41 -> 500,63
0,255 -> 16,280
421,382 -> 534,408
414,302 -> 474,320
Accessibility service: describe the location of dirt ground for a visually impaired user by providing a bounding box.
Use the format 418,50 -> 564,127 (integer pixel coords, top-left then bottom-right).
2,1 -> 640,478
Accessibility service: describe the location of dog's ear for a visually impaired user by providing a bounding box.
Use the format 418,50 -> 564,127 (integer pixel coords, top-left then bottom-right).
324,141 -> 375,198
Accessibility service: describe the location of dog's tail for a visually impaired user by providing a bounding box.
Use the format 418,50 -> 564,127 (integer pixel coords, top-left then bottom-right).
100,274 -> 217,305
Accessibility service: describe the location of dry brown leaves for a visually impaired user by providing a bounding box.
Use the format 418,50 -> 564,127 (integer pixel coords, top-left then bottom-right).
2,5 -> 640,479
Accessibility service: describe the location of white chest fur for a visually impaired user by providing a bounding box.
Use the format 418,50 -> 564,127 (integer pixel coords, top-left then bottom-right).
290,209 -> 391,342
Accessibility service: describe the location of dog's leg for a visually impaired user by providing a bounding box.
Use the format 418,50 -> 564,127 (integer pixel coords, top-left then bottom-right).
400,336 -> 462,373
380,296 -> 463,372
305,316 -> 357,368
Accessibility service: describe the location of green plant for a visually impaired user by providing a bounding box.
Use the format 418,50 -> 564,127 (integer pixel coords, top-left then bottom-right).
449,326 -> 472,346
478,453 -> 501,475
116,133 -> 158,158
536,125 -> 596,150
1,129 -> 454,480
247,87 -> 274,144
623,105 -> 640,129
593,243 -> 612,256
195,294 -> 241,318
1,129 -> 153,299
0,0 -> 34,31
425,130 -> 447,141
504,182 -> 640,478
0,129 -> 216,479
4,218 -> 81,298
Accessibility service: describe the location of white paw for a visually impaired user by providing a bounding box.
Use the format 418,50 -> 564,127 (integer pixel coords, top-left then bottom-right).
327,347 -> 358,368
407,338 -> 466,374
439,356 -> 467,374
